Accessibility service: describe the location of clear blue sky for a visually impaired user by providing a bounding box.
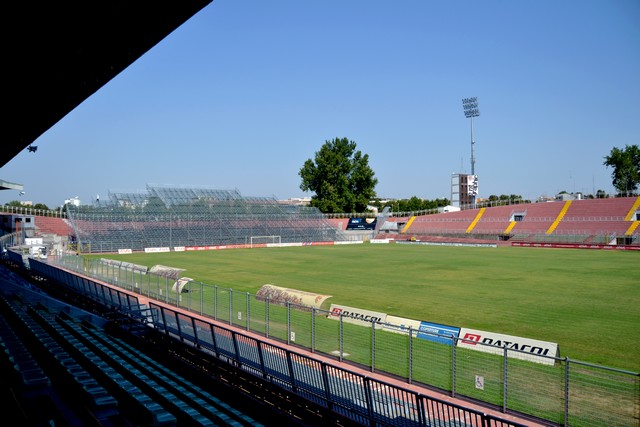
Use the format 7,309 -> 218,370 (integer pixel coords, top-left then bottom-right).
2,0 -> 639,208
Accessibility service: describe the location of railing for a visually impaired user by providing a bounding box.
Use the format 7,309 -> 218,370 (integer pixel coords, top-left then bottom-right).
324,199 -> 535,219
0,205 -> 66,218
0,232 -> 20,249
49,254 -> 640,427
26,256 -> 531,427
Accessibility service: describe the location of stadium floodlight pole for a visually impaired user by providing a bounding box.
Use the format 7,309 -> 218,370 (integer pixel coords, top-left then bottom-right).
462,97 -> 480,208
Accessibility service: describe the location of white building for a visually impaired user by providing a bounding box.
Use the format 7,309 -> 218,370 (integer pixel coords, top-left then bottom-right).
64,196 -> 81,206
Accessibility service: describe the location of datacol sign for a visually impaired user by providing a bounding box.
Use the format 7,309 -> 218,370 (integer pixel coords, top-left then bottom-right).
328,304 -> 387,329
458,328 -> 559,365
416,322 -> 460,345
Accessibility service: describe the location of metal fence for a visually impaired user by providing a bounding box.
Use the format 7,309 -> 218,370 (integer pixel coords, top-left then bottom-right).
52,255 -> 639,427
26,256 -> 531,427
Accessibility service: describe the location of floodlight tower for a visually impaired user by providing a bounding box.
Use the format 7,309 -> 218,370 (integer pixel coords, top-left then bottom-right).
462,97 -> 480,208
462,97 -> 480,175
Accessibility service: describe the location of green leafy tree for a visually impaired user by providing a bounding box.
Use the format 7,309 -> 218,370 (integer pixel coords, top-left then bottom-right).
372,197 -> 449,213
603,145 -> 640,196
4,200 -> 49,210
487,194 -> 526,206
299,137 -> 378,213
595,189 -> 608,199
405,196 -> 424,211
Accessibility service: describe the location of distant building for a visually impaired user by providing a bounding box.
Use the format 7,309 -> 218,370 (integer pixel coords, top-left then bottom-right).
536,195 -> 555,203
438,205 -> 461,213
451,173 -> 478,208
0,213 -> 35,237
64,196 -> 81,207
278,197 -> 311,206
555,192 -> 582,201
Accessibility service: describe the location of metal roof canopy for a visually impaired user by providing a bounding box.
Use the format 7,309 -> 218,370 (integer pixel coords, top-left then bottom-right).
0,180 -> 24,192
3,1 -> 213,169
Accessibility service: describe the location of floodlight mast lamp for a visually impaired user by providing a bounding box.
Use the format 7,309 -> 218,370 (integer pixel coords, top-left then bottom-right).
462,97 -> 479,175
462,97 -> 480,208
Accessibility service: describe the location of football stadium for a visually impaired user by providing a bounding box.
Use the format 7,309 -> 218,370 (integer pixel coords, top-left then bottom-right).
1,185 -> 639,426
2,3 -> 639,427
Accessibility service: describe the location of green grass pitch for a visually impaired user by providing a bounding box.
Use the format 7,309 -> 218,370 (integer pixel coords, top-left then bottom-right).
90,243 -> 640,371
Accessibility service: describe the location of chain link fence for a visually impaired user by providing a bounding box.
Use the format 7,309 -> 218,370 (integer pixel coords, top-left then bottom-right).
54,255 -> 639,426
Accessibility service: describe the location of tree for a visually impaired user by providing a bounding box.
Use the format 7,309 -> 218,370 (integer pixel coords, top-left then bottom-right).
370,197 -> 450,213
4,200 -> 49,210
299,137 -> 378,213
487,194 -> 526,205
603,145 -> 640,196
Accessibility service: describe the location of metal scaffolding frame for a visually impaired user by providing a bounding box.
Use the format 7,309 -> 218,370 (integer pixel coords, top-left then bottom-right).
67,184 -> 346,253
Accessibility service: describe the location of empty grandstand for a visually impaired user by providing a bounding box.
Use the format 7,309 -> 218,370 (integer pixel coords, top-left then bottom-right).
379,196 -> 640,247
65,184 -> 348,253
1,250 -> 538,427
0,259 -> 324,426
5,195 -> 640,255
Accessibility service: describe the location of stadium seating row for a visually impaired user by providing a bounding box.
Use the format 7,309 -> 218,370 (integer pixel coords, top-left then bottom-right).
20,196 -> 639,249
2,245 -> 548,427
384,197 -> 640,244
0,266 -> 265,426
33,215 -> 74,237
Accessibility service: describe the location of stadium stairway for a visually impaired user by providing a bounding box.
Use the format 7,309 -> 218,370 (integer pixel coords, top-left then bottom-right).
624,196 -> 640,220
465,207 -> 486,233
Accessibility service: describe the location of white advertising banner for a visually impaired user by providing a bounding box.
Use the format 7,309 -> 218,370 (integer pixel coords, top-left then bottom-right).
467,175 -> 478,196
327,304 -> 387,329
118,248 -> 132,254
370,239 -> 391,244
458,328 -> 558,365
144,247 -> 170,253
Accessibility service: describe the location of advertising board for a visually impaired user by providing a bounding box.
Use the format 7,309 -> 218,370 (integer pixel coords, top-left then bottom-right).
328,304 -> 387,329
458,327 -> 559,365
144,247 -> 170,253
345,217 -> 377,230
416,322 -> 460,345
